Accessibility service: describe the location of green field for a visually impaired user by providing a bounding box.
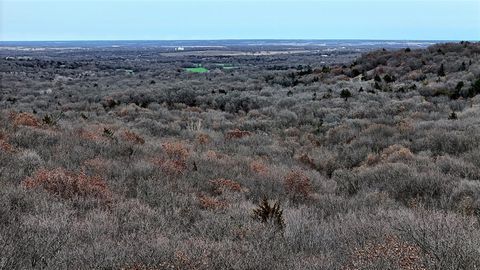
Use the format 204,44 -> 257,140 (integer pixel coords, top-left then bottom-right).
185,67 -> 209,73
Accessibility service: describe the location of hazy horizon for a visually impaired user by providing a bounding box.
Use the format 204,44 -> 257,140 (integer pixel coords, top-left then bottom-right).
0,38 -> 460,42
1,0 -> 479,42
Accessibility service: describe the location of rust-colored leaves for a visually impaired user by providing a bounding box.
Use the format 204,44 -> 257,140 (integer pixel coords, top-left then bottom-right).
23,168 -> 111,201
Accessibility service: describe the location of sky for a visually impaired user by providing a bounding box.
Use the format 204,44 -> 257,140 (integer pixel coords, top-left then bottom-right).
1,0 -> 479,41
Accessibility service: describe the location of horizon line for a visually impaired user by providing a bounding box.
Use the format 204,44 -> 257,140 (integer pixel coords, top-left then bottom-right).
1,38 -> 474,43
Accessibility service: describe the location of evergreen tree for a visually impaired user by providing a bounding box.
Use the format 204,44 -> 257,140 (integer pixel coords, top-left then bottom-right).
438,63 -> 445,77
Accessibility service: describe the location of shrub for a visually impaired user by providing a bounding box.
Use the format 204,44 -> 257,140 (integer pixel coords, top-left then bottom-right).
345,234 -> 425,269
102,128 -> 117,142
0,132 -> 14,153
333,169 -> 360,196
284,170 -> 312,199
83,157 -> 111,174
379,144 -> 414,163
10,112 -> 40,127
41,112 -> 63,126
363,144 -> 414,167
448,111 -> 458,120
122,130 -> 145,145
101,96 -> 121,110
449,180 -> 480,217
162,141 -> 190,160
335,163 -> 454,206
22,168 -> 111,201
396,210 -> 480,269
455,81 -> 464,91
340,89 -> 352,101
359,124 -> 396,152
197,194 -> 227,210
225,129 -> 252,140
364,164 -> 452,205
420,129 -> 476,155
383,74 -> 396,83
249,160 -> 270,176
467,78 -> 480,98
151,158 -> 188,176
436,155 -> 480,180
277,109 -> 298,126
0,139 -> 14,153
196,133 -> 210,145
3,40 -> 480,269
296,153 -> 316,169
437,63 -> 445,77
209,178 -> 242,194
252,198 -> 284,230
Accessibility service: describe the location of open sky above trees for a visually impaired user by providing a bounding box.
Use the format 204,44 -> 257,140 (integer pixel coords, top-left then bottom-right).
1,0 -> 479,41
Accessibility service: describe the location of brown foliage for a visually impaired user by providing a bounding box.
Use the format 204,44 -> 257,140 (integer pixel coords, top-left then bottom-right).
250,160 -> 270,176
284,170 -> 312,198
0,140 -> 14,153
152,141 -> 191,175
102,96 -> 120,110
364,153 -> 381,166
204,150 -> 220,160
0,131 -> 14,153
162,141 -> 190,160
209,178 -> 242,194
364,145 -> 414,167
78,128 -> 103,142
122,130 -> 145,145
77,125 -> 114,143
381,144 -> 414,161
196,133 -> 210,145
203,150 -> 232,164
10,112 -> 40,127
116,103 -> 149,117
297,153 -> 316,169
225,129 -> 252,140
197,194 -> 227,210
23,168 -> 111,201
151,158 -> 188,176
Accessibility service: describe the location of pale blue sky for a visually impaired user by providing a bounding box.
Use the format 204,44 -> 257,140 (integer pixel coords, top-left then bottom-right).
1,0 -> 479,41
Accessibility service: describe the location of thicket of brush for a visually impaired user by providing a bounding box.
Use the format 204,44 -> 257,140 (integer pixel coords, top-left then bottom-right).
1,42 -> 480,269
